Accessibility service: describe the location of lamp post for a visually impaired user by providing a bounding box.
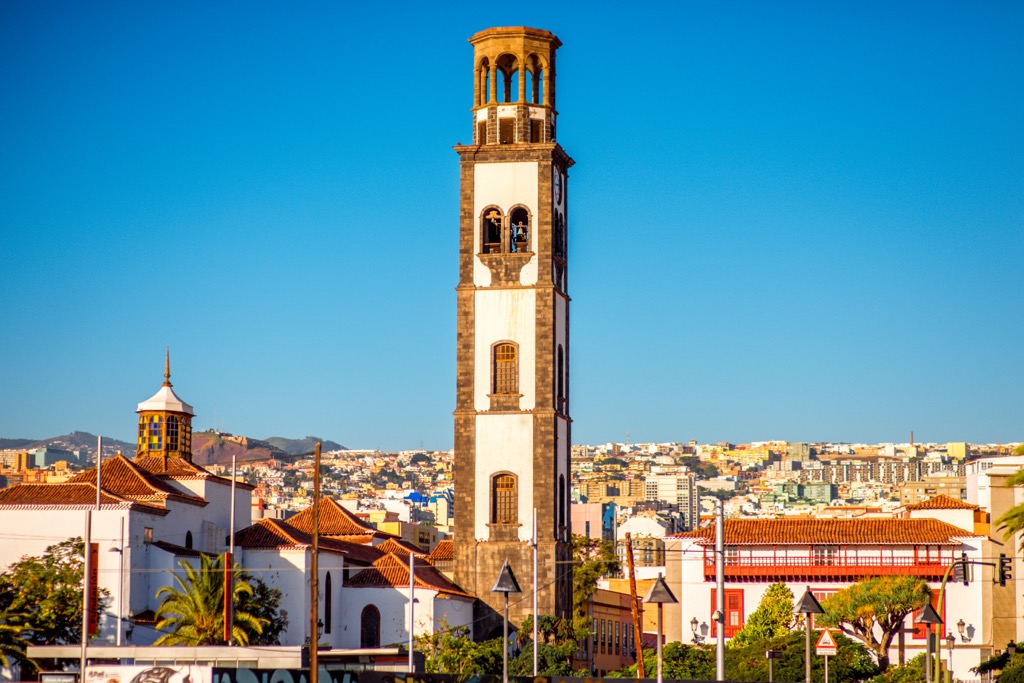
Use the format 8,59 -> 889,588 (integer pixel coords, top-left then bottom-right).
795,587 -> 824,683
491,560 -> 522,683
946,631 -> 955,682
644,574 -> 678,683
916,602 -> 943,683
956,619 -> 971,644
691,617 -> 708,645
1009,642 -> 1017,657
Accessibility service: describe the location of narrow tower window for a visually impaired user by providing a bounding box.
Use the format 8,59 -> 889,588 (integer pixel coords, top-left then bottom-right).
558,475 -> 566,530
492,342 -> 518,395
557,345 -> 564,408
185,530 -> 193,549
492,473 -> 518,525
509,207 -> 529,253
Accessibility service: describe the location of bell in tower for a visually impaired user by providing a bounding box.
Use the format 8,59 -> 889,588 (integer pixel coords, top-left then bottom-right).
453,27 -> 574,634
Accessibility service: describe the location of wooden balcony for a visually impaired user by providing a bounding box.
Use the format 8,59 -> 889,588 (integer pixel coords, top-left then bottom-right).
702,556 -> 948,582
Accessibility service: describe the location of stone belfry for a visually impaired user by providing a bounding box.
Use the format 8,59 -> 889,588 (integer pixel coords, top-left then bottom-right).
452,26 -> 573,629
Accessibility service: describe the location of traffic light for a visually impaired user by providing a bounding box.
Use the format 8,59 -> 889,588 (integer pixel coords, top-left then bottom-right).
953,559 -> 965,584
999,553 -> 1013,587
962,551 -> 970,586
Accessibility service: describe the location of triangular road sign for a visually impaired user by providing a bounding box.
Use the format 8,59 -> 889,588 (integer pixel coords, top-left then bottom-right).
816,630 -> 837,649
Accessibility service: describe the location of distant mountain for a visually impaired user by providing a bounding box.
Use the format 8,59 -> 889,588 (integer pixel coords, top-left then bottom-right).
264,436 -> 346,455
0,431 -> 136,458
190,431 -> 292,467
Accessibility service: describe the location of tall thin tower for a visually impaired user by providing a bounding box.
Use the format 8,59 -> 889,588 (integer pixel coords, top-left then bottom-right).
452,26 -> 573,630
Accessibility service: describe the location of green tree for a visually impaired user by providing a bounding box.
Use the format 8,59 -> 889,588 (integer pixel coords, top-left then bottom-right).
416,624 -> 503,675
870,653 -> 926,683
728,582 -> 794,648
572,534 -> 621,618
235,576 -> 288,645
1013,445 -> 1024,456
0,622 -> 33,670
0,538 -> 108,646
608,642 -> 716,679
153,553 -> 268,646
724,629 -> 878,682
817,576 -> 930,672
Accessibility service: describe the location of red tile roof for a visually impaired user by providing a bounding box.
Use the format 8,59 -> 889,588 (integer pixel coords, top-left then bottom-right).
428,539 -> 454,562
375,538 -> 428,558
133,455 -> 256,490
70,455 -> 207,506
673,518 -> 982,546
234,518 -> 386,566
345,552 -> 472,598
289,498 -> 380,537
904,495 -> 980,511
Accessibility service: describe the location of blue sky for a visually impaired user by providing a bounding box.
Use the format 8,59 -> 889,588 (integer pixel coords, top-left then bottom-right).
1,2 -> 1021,450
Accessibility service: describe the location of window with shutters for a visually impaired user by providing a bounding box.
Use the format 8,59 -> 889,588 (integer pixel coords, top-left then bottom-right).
491,473 -> 517,525
710,588 -> 745,638
492,342 -> 518,395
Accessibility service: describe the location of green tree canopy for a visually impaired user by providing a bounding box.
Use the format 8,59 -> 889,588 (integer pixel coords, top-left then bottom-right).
154,553 -> 269,646
817,576 -> 930,671
728,582 -> 794,648
572,534 -> 621,618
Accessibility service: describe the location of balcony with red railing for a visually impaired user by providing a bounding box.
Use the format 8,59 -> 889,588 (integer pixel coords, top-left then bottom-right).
702,553 -> 949,582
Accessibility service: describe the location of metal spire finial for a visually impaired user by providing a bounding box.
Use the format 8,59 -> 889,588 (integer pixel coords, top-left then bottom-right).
163,347 -> 172,387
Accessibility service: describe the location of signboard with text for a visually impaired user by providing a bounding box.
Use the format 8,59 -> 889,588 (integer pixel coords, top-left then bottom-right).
816,629 -> 838,656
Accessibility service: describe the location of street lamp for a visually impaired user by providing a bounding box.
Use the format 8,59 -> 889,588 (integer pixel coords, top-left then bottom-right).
1009,642 -> 1018,657
795,587 -> 824,683
956,619 -> 971,644
916,602 -> 942,683
491,560 -> 522,683
946,631 -> 955,681
644,574 -> 678,683
691,617 -> 708,645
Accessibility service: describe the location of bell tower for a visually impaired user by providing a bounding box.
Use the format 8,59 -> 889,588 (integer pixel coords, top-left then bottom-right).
452,26 -> 573,629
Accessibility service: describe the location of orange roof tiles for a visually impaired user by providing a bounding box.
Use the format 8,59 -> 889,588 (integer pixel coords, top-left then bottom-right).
674,518 -> 982,546
375,538 -> 427,557
69,455 -> 207,506
289,498 -> 378,536
904,495 -> 980,511
428,539 -> 454,562
234,518 -> 386,566
345,552 -> 472,598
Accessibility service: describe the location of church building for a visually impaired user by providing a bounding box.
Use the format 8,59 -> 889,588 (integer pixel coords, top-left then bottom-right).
452,26 -> 574,627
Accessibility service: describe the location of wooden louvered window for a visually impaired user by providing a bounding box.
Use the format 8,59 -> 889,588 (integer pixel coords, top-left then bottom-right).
492,474 -> 517,525
493,343 -> 518,395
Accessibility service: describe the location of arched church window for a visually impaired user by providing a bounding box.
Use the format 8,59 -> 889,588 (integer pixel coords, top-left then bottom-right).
167,415 -> 179,451
360,605 -> 380,648
491,473 -> 518,525
324,572 -> 332,634
492,342 -> 518,395
185,530 -> 193,549
509,207 -> 529,253
496,54 -> 519,103
482,208 -> 502,254
479,57 -> 490,105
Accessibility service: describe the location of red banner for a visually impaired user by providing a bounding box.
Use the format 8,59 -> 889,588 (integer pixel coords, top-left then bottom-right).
87,542 -> 100,635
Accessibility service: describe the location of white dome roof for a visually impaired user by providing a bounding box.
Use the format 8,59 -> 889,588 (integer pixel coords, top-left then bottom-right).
137,384 -> 194,416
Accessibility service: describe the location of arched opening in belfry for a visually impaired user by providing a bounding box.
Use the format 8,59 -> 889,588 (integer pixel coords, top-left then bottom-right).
481,207 -> 503,253
496,54 -> 520,103
479,58 -> 491,104
509,206 -> 530,253
525,55 -> 544,104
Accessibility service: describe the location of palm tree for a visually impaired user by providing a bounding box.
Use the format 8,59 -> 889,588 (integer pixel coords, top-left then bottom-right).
0,621 -> 32,669
997,469 -> 1024,550
154,553 -> 267,646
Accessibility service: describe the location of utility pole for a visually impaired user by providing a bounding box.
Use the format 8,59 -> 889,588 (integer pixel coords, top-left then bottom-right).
309,442 -> 321,683
716,499 -> 725,681
626,532 -> 645,679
